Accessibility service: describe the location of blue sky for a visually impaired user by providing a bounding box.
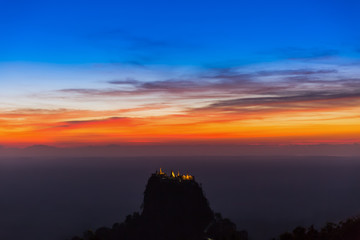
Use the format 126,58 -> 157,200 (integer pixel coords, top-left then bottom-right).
2,0 -> 360,66
1,0 -> 360,146
1,0 -> 360,111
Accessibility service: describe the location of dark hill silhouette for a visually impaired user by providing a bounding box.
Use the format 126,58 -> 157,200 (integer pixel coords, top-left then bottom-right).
69,169 -> 248,240
274,216 -> 360,240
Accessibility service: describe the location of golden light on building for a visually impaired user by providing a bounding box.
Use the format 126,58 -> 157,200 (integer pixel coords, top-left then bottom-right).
181,174 -> 193,180
156,168 -> 193,181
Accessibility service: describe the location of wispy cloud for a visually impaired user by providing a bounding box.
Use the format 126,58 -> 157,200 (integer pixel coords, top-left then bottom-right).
85,28 -> 196,65
88,29 -> 172,50
197,91 -> 360,112
3,62 -> 360,146
258,47 -> 339,60
108,78 -> 140,85
53,65 -> 360,128
58,66 -> 358,101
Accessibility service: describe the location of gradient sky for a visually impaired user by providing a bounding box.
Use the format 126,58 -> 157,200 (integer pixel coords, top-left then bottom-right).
1,0 -> 360,146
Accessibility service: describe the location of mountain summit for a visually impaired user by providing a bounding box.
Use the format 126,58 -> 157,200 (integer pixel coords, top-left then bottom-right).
70,169 -> 248,240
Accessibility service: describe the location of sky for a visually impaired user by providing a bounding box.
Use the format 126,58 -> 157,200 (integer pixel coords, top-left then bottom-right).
1,0 -> 360,147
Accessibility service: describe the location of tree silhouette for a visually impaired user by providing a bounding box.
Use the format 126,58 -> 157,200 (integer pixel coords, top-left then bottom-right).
275,216 -> 360,240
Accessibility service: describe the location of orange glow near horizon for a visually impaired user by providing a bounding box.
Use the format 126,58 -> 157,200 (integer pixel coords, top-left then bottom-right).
2,61 -> 360,148
0,101 -> 359,147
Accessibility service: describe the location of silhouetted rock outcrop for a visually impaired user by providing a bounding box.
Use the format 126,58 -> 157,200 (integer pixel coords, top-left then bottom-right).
69,169 -> 248,240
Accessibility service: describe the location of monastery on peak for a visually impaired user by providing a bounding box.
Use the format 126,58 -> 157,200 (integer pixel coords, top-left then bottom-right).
155,168 -> 194,181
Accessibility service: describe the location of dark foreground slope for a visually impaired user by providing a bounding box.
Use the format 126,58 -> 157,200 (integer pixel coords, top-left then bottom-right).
70,170 -> 248,240
275,216 -> 360,240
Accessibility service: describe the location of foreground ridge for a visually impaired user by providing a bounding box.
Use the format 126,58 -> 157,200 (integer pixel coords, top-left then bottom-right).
274,216 -> 360,240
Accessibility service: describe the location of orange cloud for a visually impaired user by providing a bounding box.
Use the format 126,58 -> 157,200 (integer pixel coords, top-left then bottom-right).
2,65 -> 360,147
0,101 -> 359,147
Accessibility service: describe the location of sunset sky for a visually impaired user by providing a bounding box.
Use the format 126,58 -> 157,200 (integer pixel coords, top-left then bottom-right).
1,0 -> 360,147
